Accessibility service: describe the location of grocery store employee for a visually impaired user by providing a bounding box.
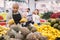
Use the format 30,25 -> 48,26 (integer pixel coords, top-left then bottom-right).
6,3 -> 22,26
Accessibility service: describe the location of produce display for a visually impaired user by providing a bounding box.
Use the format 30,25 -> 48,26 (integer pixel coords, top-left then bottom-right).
0,12 -> 60,40
1,1 -> 60,40
0,25 -> 47,40
48,18 -> 60,30
5,15 -> 60,40
34,24 -> 60,40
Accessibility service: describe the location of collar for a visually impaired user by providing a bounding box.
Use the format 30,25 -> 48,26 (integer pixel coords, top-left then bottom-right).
13,11 -> 19,15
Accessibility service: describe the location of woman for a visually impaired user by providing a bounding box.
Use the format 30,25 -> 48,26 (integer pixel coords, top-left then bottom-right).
32,9 -> 40,25
6,3 -> 22,27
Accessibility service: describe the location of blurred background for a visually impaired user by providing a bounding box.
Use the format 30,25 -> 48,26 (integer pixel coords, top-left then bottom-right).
0,0 -> 60,13
0,1 -> 60,40
0,0 -> 60,26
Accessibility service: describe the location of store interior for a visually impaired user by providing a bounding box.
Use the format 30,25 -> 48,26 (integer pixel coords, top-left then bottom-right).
0,0 -> 60,40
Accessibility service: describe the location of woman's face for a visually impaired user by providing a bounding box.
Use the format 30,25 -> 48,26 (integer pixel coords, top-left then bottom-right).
34,10 -> 39,14
34,10 -> 39,15
12,4 -> 19,13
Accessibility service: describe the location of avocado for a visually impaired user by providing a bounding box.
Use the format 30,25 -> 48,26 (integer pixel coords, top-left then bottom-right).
51,20 -> 56,24
56,18 -> 60,23
51,20 -> 56,27
59,21 -> 60,25
53,23 -> 59,28
48,19 -> 51,22
58,25 -> 60,30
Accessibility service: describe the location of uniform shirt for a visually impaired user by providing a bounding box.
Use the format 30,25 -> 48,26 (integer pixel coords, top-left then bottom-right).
12,12 -> 22,24
6,11 -> 22,23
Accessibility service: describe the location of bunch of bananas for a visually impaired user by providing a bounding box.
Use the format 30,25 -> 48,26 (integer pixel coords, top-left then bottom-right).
0,25 -> 10,36
34,24 -> 60,40
20,18 -> 27,23
8,19 -> 14,25
8,18 -> 27,25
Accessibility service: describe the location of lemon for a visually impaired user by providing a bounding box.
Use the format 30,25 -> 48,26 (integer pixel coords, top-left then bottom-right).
34,25 -> 60,40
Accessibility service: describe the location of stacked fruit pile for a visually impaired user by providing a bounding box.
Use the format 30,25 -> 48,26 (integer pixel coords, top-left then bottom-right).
0,25 -> 10,36
8,18 -> 27,26
50,12 -> 60,18
34,24 -> 60,40
48,18 -> 60,30
0,12 -> 7,20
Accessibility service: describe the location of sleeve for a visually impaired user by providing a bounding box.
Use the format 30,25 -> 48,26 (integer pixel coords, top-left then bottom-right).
32,15 -> 36,23
6,12 -> 12,23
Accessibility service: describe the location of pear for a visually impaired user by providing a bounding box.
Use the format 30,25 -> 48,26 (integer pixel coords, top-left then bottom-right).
26,32 -> 38,40
20,27 -> 31,36
10,38 -> 21,40
40,36 -> 48,40
58,25 -> 60,30
10,24 -> 20,33
15,32 -> 24,40
0,36 -> 5,40
7,29 -> 16,38
34,32 -> 42,39
3,35 -> 10,40
31,27 -> 37,32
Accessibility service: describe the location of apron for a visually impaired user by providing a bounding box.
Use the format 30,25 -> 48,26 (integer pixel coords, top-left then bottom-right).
12,12 -> 22,24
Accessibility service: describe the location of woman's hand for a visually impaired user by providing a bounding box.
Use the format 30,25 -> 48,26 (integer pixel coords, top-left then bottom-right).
8,19 -> 14,25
